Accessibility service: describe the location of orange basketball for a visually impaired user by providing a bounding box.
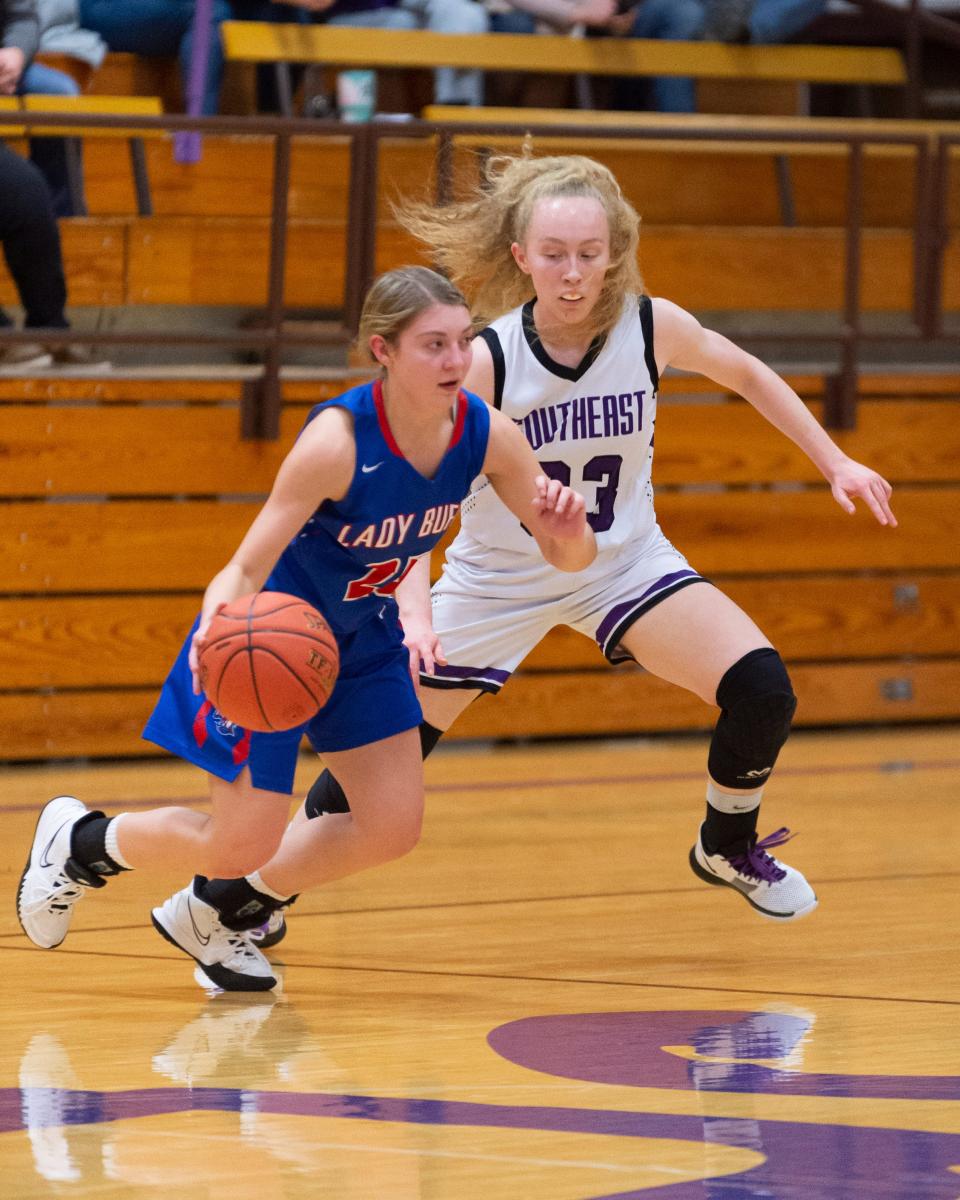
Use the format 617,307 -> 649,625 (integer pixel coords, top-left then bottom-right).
198,592 -> 339,733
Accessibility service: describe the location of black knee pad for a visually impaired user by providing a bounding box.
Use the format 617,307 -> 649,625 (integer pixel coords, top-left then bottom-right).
303,721 -> 445,818
707,648 -> 796,790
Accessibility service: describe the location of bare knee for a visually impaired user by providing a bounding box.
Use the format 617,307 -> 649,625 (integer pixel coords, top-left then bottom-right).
200,829 -> 284,879
376,808 -> 424,862
351,804 -> 423,865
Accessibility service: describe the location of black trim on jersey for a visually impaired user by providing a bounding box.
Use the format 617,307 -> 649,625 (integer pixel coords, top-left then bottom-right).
420,675 -> 503,696
521,300 -> 605,382
477,327 -> 506,410
638,294 -> 659,393
603,576 -> 708,664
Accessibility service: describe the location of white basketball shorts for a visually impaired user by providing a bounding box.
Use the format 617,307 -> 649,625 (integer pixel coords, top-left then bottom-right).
423,525 -> 706,694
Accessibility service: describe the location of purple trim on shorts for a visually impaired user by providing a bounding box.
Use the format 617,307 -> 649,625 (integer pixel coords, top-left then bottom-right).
596,570 -> 705,664
421,662 -> 511,695
595,570 -> 699,647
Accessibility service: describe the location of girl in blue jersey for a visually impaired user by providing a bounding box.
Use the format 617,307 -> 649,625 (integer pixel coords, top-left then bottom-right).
17,266 -> 595,990
216,152 -> 899,978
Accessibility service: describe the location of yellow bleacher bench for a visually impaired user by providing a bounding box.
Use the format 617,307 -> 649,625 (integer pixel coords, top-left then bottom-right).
222,21 -> 905,85
222,21 -> 906,118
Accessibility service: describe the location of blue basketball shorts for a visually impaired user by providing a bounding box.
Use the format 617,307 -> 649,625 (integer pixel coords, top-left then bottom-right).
143,612 -> 422,795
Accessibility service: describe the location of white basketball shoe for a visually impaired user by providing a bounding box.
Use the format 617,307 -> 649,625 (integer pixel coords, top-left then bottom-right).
18,795 -> 106,948
152,883 -> 278,991
689,825 -> 818,920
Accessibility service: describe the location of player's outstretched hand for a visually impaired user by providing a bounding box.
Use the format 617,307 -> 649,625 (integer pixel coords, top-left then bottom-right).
828,457 -> 897,527
531,475 -> 589,539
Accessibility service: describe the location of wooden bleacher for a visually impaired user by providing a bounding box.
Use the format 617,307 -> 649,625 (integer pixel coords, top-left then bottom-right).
0,372 -> 958,759
1,126 -> 957,311
1,65 -> 957,757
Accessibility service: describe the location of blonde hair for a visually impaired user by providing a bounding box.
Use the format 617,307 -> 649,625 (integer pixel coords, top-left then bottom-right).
397,149 -> 643,339
357,266 -> 469,362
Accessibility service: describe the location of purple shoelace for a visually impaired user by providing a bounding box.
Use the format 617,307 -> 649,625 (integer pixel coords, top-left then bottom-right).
725,827 -> 793,883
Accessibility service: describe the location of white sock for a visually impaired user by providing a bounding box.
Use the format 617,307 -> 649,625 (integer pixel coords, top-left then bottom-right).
246,870 -> 291,903
104,814 -> 135,870
706,780 -> 762,815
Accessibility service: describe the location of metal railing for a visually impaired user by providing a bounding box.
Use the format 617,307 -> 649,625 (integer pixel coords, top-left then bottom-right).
0,109 -> 955,438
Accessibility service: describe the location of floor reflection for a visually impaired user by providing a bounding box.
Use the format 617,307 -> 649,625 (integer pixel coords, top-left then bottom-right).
5,1005 -> 960,1200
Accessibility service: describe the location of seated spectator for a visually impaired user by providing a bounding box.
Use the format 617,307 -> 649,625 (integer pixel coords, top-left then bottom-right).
701,0 -> 828,44
615,0 -> 708,113
77,0 -> 233,113
271,0 -> 489,107
0,143 -> 106,366
1,0 -> 38,97
482,0 -> 616,108
486,0 -> 614,35
18,0 -> 108,216
613,0 -> 829,114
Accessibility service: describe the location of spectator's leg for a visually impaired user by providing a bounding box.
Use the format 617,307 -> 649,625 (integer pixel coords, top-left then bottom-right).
629,0 -> 705,113
326,9 -> 419,30
78,0 -> 189,55
232,0 -> 307,112
489,9 -> 537,33
79,0 -> 229,113
400,0 -> 488,105
748,0 -> 827,43
19,62 -> 82,219
0,146 -> 69,331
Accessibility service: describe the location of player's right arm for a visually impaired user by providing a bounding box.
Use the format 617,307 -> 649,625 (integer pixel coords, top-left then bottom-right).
189,407 -> 355,686
395,553 -> 446,686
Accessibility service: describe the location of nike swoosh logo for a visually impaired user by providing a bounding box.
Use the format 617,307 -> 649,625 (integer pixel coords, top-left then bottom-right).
39,820 -> 72,869
187,897 -> 211,946
361,462 -> 383,473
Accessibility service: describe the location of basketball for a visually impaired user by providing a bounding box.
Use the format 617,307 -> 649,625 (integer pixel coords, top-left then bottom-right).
197,592 -> 339,732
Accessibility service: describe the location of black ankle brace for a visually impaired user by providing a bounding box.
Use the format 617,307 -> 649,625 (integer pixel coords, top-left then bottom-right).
196,875 -> 295,932
70,812 -> 127,878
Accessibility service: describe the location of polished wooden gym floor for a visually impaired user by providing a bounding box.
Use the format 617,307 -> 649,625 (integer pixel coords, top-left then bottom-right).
1,726 -> 958,1199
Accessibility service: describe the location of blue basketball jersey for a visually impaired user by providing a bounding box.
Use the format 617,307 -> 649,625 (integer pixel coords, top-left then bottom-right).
267,378 -> 491,638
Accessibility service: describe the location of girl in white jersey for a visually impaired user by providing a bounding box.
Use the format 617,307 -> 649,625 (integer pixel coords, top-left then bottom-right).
180,153 -> 897,984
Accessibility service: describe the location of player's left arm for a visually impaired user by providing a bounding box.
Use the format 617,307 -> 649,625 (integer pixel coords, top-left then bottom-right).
651,297 -> 897,527
482,408 -> 597,570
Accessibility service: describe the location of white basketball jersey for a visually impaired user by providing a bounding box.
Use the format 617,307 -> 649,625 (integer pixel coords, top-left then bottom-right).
450,293 -> 660,591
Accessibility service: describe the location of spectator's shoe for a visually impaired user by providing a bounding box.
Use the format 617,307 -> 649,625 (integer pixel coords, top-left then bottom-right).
248,911 -> 287,951
48,344 -> 111,369
152,883 -> 278,992
0,342 -> 53,369
17,796 -> 106,949
702,0 -> 753,41
689,825 -> 818,920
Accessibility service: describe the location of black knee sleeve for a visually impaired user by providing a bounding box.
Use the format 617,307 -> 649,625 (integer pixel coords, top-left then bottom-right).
303,721 -> 445,818
707,648 -> 796,789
